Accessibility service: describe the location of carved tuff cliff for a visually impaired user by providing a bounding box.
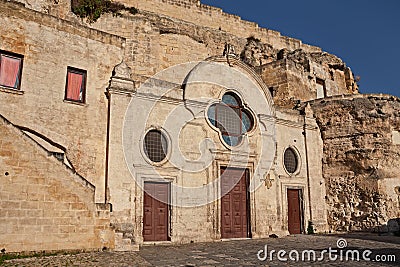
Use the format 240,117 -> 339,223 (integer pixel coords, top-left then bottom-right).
240,37 -> 277,67
310,95 -> 400,232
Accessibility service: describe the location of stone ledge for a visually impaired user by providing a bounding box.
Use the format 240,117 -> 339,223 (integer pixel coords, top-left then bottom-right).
63,99 -> 88,107
0,86 -> 24,95
306,93 -> 400,105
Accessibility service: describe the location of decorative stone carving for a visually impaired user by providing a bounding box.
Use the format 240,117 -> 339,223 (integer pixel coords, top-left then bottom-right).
223,43 -> 237,57
113,61 -> 132,79
108,61 -> 135,95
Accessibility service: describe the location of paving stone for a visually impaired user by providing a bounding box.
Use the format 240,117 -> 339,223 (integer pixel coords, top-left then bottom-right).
2,234 -> 399,266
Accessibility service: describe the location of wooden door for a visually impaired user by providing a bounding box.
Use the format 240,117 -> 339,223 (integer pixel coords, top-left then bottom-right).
287,189 -> 302,234
143,182 -> 169,242
220,167 -> 249,239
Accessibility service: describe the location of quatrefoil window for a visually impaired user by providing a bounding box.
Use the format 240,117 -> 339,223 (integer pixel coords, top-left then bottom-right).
207,92 -> 254,147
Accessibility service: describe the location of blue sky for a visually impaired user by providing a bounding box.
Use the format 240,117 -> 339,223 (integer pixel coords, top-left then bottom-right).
201,0 -> 400,97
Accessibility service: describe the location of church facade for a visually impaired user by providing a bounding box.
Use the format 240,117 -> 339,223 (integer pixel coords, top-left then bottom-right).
0,0 -> 398,252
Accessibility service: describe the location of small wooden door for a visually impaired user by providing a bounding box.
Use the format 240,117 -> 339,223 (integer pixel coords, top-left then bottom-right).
143,182 -> 169,242
221,167 -> 249,239
287,189 -> 302,234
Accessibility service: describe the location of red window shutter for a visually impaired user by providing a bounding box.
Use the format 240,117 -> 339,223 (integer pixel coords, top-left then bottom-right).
66,71 -> 83,101
0,55 -> 21,88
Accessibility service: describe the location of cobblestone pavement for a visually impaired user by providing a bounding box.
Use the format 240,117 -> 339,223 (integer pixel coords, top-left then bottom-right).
3,234 -> 399,266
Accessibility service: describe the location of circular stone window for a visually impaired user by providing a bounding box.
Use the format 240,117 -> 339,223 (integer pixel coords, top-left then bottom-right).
144,129 -> 168,163
284,148 -> 298,174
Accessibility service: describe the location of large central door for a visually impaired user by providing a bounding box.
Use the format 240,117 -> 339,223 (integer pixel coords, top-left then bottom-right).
220,167 -> 250,239
143,182 -> 169,242
287,189 -> 302,235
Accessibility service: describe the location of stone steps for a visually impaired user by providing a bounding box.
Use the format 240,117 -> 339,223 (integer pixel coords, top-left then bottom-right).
114,232 -> 139,251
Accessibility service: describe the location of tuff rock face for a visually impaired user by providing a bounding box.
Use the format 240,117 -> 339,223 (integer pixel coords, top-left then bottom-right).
240,37 -> 277,67
310,95 -> 400,232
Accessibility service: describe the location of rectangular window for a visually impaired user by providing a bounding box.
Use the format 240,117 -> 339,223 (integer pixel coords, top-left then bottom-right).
316,78 -> 326,99
65,67 -> 86,103
0,51 -> 23,89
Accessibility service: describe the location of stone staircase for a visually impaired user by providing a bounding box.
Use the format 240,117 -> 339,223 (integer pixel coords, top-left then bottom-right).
112,222 -> 139,251
114,232 -> 140,251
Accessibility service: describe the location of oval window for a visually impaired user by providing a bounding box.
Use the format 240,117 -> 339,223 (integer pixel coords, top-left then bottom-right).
284,148 -> 298,174
144,130 -> 168,163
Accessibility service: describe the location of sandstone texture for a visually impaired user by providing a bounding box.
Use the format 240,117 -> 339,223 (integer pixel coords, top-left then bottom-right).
0,115 -> 114,252
0,0 -> 398,255
310,95 -> 400,232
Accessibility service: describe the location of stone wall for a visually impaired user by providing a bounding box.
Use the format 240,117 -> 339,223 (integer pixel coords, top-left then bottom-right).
259,50 -> 359,108
310,94 -> 400,232
105,56 -> 329,243
9,0 -> 320,54
275,106 -> 327,233
86,8 -> 358,109
9,0 -> 359,106
114,0 -> 319,52
0,115 -> 114,252
0,0 -> 124,202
